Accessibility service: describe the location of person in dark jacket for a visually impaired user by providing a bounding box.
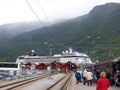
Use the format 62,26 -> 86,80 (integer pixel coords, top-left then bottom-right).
75,70 -> 81,84
29,50 -> 37,56
115,70 -> 120,86
96,69 -> 100,81
96,72 -> 109,90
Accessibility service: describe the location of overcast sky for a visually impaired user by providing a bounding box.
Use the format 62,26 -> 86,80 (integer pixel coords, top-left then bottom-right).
0,0 -> 120,25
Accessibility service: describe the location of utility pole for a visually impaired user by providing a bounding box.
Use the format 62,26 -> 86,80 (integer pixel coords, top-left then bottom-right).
44,42 -> 52,56
44,42 -> 53,79
87,36 -> 100,71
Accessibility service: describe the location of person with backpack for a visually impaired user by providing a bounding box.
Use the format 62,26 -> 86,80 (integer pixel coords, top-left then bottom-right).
75,69 -> 82,84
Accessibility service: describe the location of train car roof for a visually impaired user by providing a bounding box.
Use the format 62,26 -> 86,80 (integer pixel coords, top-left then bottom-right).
113,57 -> 120,62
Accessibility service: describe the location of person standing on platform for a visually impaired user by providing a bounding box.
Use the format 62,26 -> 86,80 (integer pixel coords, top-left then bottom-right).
86,69 -> 93,86
96,72 -> 109,90
106,70 -> 112,86
115,70 -> 120,86
82,68 -> 87,85
96,69 -> 100,81
47,65 -> 52,79
75,69 -> 81,84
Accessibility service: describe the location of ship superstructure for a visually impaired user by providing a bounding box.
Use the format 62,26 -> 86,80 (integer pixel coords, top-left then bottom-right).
16,48 -> 92,66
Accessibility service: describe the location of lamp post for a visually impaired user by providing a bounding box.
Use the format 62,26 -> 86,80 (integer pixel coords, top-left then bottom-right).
70,58 -> 72,73
87,36 -> 100,45
87,36 -> 100,70
44,42 -> 52,56
87,36 -> 100,57
44,42 -> 53,79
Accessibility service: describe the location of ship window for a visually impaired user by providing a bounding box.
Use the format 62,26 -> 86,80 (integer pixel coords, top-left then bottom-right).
0,63 -> 18,68
18,57 -> 24,59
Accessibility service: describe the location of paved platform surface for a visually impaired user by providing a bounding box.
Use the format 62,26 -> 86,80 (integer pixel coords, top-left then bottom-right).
19,73 -> 66,90
74,83 -> 120,90
73,75 -> 120,90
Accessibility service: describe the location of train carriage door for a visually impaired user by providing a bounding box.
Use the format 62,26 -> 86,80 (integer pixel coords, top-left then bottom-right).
113,57 -> 120,74
117,61 -> 120,72
113,62 -> 117,74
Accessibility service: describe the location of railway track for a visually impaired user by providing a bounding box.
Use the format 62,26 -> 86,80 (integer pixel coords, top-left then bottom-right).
0,73 -> 50,90
0,73 -> 73,90
46,73 -> 72,90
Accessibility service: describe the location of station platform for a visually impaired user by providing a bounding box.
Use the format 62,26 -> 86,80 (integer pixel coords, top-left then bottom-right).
0,73 -> 119,90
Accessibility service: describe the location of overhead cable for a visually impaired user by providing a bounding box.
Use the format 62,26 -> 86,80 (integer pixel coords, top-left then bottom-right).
37,0 -> 50,21
25,0 -> 45,26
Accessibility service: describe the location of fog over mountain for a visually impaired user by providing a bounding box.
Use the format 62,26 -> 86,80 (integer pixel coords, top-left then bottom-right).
0,19 -> 66,40
0,21 -> 44,36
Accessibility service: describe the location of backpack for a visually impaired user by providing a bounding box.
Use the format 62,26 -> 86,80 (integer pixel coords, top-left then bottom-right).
75,72 -> 81,78
112,76 -> 116,81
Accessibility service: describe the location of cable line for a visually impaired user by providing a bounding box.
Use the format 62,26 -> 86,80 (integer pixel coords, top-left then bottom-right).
37,0 -> 51,22
25,0 -> 45,26
25,0 -> 64,47
36,0 -> 59,43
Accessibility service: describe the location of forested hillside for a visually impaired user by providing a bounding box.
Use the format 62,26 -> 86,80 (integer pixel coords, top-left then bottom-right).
0,3 -> 120,62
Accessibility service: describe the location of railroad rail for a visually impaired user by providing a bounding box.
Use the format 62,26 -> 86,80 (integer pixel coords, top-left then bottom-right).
0,73 -> 73,90
61,73 -> 73,90
46,73 -> 72,90
0,73 -> 53,90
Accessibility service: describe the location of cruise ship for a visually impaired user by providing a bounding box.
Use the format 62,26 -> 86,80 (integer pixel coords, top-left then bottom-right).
16,48 -> 92,66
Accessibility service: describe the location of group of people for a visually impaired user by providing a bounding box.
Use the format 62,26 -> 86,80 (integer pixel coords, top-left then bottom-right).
75,68 -> 120,90
75,68 -> 93,86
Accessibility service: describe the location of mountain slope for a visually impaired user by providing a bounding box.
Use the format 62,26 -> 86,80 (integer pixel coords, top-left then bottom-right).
0,20 -> 62,42
9,3 -> 120,46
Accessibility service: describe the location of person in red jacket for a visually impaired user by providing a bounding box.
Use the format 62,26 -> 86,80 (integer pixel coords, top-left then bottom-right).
96,71 -> 109,90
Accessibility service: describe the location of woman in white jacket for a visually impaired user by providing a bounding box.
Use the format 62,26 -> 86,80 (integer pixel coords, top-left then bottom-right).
86,69 -> 93,86
82,68 -> 87,85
